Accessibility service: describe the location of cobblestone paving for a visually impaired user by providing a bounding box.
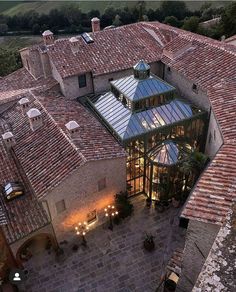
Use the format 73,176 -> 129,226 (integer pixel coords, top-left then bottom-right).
20,196 -> 186,292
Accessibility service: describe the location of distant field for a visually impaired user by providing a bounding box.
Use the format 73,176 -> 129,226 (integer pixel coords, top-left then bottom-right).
0,1 -> 228,16
0,35 -> 42,49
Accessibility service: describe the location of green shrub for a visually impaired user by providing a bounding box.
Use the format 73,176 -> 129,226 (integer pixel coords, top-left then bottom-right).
115,191 -> 133,219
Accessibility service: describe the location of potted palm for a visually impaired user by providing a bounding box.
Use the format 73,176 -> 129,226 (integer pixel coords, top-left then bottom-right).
143,233 -> 155,251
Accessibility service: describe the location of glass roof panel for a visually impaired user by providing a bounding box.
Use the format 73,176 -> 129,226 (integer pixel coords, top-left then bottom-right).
111,74 -> 175,101
88,93 -> 204,141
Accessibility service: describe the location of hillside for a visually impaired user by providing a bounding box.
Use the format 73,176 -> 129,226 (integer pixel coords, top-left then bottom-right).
0,1 -> 227,16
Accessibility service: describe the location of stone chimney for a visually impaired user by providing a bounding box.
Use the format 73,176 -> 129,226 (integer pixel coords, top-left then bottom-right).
18,97 -> 30,115
65,120 -> 80,139
91,17 -> 100,33
27,108 -> 43,131
42,30 -> 54,46
2,132 -> 16,149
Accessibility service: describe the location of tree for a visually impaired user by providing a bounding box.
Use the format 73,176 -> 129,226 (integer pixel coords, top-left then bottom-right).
0,48 -> 22,77
164,16 -> 181,27
182,16 -> 200,32
220,2 -> 236,37
160,1 -> 188,20
0,23 -> 8,35
32,23 -> 40,35
180,150 -> 208,190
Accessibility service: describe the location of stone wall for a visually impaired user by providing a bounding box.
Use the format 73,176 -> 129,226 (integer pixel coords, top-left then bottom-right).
40,52 -> 52,78
164,66 -> 210,111
43,157 -> 126,241
176,220 -> 220,292
205,110 -> 223,158
93,61 -> 161,94
10,223 -> 55,258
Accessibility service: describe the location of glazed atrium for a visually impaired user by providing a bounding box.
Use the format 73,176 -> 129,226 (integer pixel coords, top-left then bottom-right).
87,61 -> 208,200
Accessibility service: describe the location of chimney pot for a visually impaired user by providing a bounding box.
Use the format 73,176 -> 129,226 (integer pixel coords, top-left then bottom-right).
91,17 -> 100,33
19,97 -> 30,114
42,30 -> 54,45
65,120 -> 80,139
27,108 -> 43,131
2,131 -> 16,148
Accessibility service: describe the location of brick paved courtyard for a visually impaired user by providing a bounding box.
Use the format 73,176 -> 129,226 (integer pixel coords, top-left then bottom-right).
20,196 -> 186,292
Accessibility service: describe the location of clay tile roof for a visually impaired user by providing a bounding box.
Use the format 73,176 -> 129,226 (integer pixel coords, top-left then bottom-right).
0,139 -> 49,244
47,22 -> 165,78
182,80 -> 236,225
34,92 -> 126,161
1,95 -> 85,200
0,68 -> 58,105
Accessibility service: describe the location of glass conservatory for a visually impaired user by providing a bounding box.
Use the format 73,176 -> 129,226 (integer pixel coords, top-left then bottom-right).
87,60 -> 208,200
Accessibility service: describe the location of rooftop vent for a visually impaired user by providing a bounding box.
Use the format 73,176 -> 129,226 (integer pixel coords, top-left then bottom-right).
82,33 -> 94,44
2,131 -> 16,149
65,120 -> 80,139
18,97 -> 30,114
27,108 -> 43,131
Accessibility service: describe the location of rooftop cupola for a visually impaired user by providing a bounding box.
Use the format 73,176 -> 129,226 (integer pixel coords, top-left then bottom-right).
2,131 -> 16,149
27,108 -> 43,131
65,120 -> 80,139
42,30 -> 54,46
18,97 -> 30,114
91,17 -> 100,33
133,60 -> 150,80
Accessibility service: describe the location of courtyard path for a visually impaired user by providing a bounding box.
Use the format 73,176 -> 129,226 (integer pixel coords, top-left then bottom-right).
20,196 -> 186,292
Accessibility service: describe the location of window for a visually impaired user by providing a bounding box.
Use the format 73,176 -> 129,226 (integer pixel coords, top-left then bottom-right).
167,67 -> 171,73
208,132 -> 212,144
55,199 -> 66,214
98,178 -> 106,191
78,74 -> 87,88
108,78 -> 114,82
214,130 -> 216,140
192,84 -> 198,92
87,210 -> 97,224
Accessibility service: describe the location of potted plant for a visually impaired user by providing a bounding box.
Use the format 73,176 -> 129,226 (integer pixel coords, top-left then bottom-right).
72,244 -> 79,252
143,233 -> 155,251
146,197 -> 152,208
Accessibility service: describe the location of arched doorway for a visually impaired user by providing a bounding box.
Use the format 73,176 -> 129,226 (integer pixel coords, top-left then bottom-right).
16,233 -> 57,264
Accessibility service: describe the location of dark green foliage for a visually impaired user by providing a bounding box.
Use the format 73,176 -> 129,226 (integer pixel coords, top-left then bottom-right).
164,16 -> 181,28
160,1 -> 188,20
220,2 -> 236,37
0,47 -> 22,77
115,191 -> 133,219
182,16 -> 200,32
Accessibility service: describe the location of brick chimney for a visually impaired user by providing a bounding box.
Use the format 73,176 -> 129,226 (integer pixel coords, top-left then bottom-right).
69,37 -> 79,53
91,17 -> 100,33
2,132 -> 16,149
42,30 -> 54,46
27,108 -> 43,131
65,120 -> 80,139
18,97 -> 30,115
